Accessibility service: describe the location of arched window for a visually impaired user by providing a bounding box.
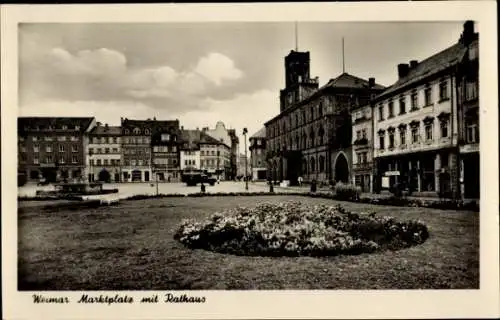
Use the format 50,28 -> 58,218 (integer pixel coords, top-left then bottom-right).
124,129 -> 130,135
310,157 -> 315,173
309,128 -> 315,147
319,155 -> 325,173
318,126 -> 324,145
133,128 -> 141,135
144,129 -> 150,135
319,102 -> 323,117
295,134 -> 299,148
302,159 -> 308,174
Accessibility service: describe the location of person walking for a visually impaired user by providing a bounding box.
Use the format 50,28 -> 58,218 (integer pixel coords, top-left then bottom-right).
298,176 -> 303,187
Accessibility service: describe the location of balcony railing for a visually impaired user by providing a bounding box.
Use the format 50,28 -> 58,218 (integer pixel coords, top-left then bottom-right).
353,138 -> 369,146
353,162 -> 373,171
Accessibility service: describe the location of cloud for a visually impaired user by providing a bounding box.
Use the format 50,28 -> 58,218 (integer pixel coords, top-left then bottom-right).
194,52 -> 243,86
20,44 -> 244,114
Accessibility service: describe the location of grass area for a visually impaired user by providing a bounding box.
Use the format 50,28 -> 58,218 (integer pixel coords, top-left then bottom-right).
18,196 -> 479,290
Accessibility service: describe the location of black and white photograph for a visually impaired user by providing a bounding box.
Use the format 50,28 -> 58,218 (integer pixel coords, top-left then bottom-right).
2,2 -> 499,319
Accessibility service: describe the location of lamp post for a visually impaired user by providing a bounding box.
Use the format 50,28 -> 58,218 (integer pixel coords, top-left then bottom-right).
243,128 -> 248,190
88,149 -> 93,182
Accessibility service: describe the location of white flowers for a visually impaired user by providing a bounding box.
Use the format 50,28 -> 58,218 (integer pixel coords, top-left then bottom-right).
173,201 -> 430,256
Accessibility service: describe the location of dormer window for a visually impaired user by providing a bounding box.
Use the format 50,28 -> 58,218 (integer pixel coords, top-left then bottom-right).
144,129 -> 150,135
133,128 -> 141,135
75,125 -> 80,130
124,129 -> 130,135
62,125 -> 68,130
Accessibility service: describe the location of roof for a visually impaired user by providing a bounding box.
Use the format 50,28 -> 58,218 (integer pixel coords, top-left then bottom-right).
320,73 -> 385,91
376,42 -> 468,100
18,117 -> 95,133
121,118 -> 179,131
264,73 -> 385,126
200,132 -> 225,145
250,127 -> 266,139
179,130 -> 202,150
90,125 -> 121,136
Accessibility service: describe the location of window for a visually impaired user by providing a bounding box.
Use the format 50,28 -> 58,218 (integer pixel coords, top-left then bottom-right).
172,146 -> 176,152
74,125 -> 80,131
104,159 -> 109,166
425,123 -> 433,141
145,129 -> 150,135
399,129 -> 406,146
310,157 -> 315,173
399,96 -> 406,114
97,148 -> 102,154
362,129 -> 367,139
59,156 -> 65,164
133,128 -> 141,135
319,103 -> 323,117
33,144 -> 39,153
466,122 -> 479,143
62,125 -> 68,130
411,127 -> 420,143
58,136 -> 66,142
116,159 -> 120,165
138,160 -> 143,166
379,133 -> 385,150
200,150 -> 204,156
440,120 -> 449,138
32,136 -> 38,142
112,148 -> 118,153
59,145 -> 65,152
46,146 -> 52,153
72,145 -> 78,152
388,101 -> 394,118
356,130 -> 361,140
185,160 -> 188,165
71,136 -> 79,141
20,146 -> 26,153
44,136 -> 53,142
93,137 -> 99,144
105,148 -> 110,154
131,160 -> 136,166
465,80 -> 478,101
378,105 -> 384,121
388,131 -> 395,149
424,85 -> 433,106
439,81 -> 449,100
161,133 -> 170,141
96,159 -> 102,166
411,92 -> 418,111
319,156 -> 325,172
33,157 -> 39,164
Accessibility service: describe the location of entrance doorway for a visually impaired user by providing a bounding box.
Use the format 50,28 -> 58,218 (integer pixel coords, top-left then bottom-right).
463,153 -> 479,198
334,153 -> 349,183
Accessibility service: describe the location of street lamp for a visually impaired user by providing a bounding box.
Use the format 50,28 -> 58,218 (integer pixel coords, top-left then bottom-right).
243,128 -> 248,191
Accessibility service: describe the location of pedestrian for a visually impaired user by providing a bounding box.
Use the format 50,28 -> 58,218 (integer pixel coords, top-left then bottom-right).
298,176 -> 303,186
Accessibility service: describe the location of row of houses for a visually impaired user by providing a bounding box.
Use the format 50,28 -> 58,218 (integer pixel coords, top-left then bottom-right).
18,118 -> 242,183
255,21 -> 479,199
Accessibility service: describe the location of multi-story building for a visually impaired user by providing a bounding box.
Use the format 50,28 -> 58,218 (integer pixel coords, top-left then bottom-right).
120,118 -> 153,182
202,122 -> 235,180
87,123 -> 122,182
18,117 -> 96,183
151,120 -> 181,182
264,49 -> 384,185
179,129 -> 202,175
351,104 -> 373,192
249,127 -> 267,181
456,21 -> 479,199
372,21 -> 478,198
199,134 -> 231,180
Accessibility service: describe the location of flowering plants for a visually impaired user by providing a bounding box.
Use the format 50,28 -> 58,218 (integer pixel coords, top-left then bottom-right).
174,201 -> 429,257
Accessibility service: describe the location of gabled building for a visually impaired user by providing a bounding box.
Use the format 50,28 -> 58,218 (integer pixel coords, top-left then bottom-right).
151,120 -> 181,182
87,122 -> 122,182
18,117 -> 96,183
120,118 -> 153,182
179,129 -> 202,175
264,49 -> 385,185
372,21 -> 478,199
249,127 -> 267,181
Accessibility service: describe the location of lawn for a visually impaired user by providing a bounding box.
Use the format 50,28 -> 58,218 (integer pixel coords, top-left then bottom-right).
18,196 -> 479,290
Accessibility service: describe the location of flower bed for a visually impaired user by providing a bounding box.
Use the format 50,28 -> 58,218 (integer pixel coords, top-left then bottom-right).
174,202 -> 429,257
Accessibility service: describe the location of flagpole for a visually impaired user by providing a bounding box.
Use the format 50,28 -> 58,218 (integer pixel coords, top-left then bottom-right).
342,37 -> 345,73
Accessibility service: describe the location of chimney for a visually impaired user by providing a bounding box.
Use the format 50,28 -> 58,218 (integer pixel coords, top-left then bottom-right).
96,121 -> 102,127
397,63 -> 410,78
368,77 -> 375,88
181,126 -> 184,130
461,20 -> 475,45
409,60 -> 418,69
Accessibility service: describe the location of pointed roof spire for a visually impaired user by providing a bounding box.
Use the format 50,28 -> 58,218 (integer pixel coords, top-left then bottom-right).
295,21 -> 299,51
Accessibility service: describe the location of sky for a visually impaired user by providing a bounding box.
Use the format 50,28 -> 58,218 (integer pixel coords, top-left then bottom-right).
19,21 -> 467,153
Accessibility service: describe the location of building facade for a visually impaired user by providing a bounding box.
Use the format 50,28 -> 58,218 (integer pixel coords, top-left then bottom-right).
203,122 -> 238,180
456,21 -> 479,199
199,134 -> 231,180
179,129 -> 202,175
351,104 -> 373,192
227,129 -> 239,180
237,154 -> 249,179
87,123 -> 122,182
265,50 -> 385,185
249,127 -> 267,181
151,120 -> 181,182
372,21 -> 478,199
120,118 -> 153,182
18,117 -> 96,183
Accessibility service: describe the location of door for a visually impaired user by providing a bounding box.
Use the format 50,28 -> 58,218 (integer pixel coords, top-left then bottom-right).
144,171 -> 150,182
114,173 -> 120,182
